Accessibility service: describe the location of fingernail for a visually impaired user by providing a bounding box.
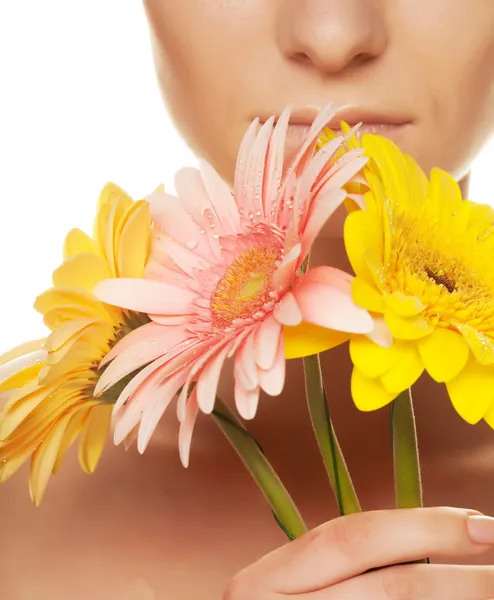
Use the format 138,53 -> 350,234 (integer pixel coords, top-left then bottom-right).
467,515 -> 494,544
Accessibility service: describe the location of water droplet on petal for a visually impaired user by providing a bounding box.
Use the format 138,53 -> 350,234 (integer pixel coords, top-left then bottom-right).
186,240 -> 198,250
248,212 -> 255,219
255,210 -> 262,216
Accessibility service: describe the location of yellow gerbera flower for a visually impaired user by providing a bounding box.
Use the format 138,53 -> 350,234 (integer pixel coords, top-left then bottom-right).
342,133 -> 494,428
0,183 -> 152,504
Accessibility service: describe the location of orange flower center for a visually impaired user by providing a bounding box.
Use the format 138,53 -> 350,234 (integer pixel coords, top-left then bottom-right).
211,246 -> 280,326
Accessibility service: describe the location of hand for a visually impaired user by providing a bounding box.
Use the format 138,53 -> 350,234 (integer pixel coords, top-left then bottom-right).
223,507 -> 494,599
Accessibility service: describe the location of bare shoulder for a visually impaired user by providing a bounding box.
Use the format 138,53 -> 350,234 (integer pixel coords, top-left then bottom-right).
0,440 -> 280,600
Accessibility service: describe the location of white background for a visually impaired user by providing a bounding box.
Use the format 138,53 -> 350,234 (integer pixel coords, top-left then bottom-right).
0,2 -> 493,353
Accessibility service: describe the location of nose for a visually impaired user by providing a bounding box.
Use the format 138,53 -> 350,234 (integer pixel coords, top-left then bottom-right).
277,0 -> 388,74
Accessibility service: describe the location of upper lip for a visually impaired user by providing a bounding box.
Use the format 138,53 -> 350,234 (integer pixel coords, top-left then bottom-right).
258,105 -> 412,127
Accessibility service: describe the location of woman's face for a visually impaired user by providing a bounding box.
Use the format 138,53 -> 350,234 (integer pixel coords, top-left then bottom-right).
143,0 -> 494,186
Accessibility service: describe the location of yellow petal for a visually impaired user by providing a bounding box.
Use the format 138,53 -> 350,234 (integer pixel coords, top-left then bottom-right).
284,322 -> 351,359
455,322 -> 494,366
78,403 -> 112,473
29,411 -> 75,505
380,345 -> 423,394
417,328 -> 469,383
483,402 -> 494,429
0,362 -> 43,393
384,309 -> 435,340
384,292 -> 426,318
351,277 -> 384,313
344,210 -> 382,283
116,200 -> 151,278
446,355 -> 494,424
38,342 -> 101,385
52,408 -> 91,473
349,336 -> 404,379
63,228 -> 99,261
351,368 -> 396,411
35,287 -> 112,322
0,338 -> 46,368
52,253 -> 112,293
44,318 -> 97,353
0,380 -> 61,440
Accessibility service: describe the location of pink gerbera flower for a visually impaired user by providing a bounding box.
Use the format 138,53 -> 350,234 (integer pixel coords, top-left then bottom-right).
94,104 -> 373,466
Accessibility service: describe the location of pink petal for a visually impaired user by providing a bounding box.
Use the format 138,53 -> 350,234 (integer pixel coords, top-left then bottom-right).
263,106 -> 290,217
144,260 -> 189,287
280,104 -> 336,193
199,161 -> 240,232
94,278 -> 197,315
111,338 -> 211,414
273,291 -> 303,326
234,383 -> 260,420
238,118 -> 275,221
176,337 -> 228,421
234,118 -> 260,215
99,321 -> 183,368
148,190 -> 211,258
179,387 -> 200,468
258,335 -> 285,396
234,333 -> 258,391
95,325 -> 191,394
300,188 -> 346,257
196,341 -> 234,414
254,316 -> 282,370
272,243 -> 301,292
367,316 -> 394,348
137,369 -> 188,453
293,267 -> 374,333
310,148 -> 366,201
152,232 -> 215,276
150,314 -> 188,326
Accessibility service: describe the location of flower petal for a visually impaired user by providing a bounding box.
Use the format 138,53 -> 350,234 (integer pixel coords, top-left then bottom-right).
78,403 -> 112,473
116,200 -> 151,278
284,322 -> 351,359
384,309 -> 435,340
379,346 -> 423,394
273,292 -> 303,326
196,342 -> 234,414
293,266 -> 374,334
351,277 -> 385,313
446,355 -> 494,424
234,383 -> 260,420
179,387 -> 200,468
351,368 -> 396,411
417,327 -> 469,383
258,336 -> 285,396
94,278 -> 197,315
384,292 -> 426,318
254,316 -> 282,370
52,253 -> 112,293
349,336 -> 402,379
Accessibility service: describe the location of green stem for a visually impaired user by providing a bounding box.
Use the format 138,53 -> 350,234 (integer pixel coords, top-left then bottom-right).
212,397 -> 308,540
303,354 -> 361,515
390,387 -> 429,564
390,388 -> 423,509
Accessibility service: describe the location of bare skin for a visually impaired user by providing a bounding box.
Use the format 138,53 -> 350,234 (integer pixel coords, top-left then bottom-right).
2,1 -> 494,598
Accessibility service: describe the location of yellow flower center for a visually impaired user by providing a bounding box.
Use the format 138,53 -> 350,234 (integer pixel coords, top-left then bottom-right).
211,246 -> 280,326
387,211 -> 494,333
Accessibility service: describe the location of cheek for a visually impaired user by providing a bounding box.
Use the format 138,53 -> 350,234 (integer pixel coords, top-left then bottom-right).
405,8 -> 494,178
145,1 -> 268,185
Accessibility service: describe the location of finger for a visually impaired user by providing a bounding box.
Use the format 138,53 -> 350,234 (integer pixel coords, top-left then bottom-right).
246,507 -> 492,594
305,564 -> 494,600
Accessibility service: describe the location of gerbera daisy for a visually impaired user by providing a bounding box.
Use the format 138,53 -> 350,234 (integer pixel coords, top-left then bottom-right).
0,183 -> 151,504
343,133 -> 494,427
94,104 -> 375,466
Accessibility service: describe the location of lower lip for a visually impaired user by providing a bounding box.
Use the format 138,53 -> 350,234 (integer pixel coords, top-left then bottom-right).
259,122 -> 411,163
